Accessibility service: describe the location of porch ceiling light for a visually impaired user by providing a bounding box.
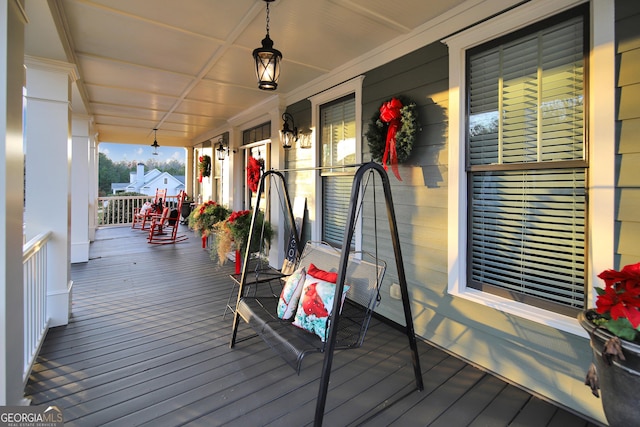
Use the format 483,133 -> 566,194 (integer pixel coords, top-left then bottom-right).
253,0 -> 282,90
151,128 -> 160,155
280,112 -> 298,150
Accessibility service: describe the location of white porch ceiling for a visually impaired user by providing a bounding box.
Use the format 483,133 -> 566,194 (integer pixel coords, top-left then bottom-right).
25,0 -> 469,148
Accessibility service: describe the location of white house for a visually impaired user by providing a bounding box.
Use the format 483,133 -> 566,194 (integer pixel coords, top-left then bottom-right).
111,162 -> 184,197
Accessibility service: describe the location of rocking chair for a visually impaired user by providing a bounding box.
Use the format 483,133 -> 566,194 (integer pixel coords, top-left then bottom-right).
132,188 -> 167,230
147,191 -> 188,244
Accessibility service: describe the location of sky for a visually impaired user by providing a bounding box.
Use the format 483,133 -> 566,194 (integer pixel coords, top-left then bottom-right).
99,142 -> 186,164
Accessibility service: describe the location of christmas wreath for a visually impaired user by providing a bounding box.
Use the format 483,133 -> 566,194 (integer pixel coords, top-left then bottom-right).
247,156 -> 264,193
198,154 -> 211,182
365,96 -> 419,180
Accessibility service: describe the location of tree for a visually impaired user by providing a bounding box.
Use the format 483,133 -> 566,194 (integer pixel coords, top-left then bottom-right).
98,151 -> 186,196
98,152 -> 131,196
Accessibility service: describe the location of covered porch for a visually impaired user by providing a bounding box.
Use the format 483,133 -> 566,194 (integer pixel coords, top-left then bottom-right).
25,226 -> 599,426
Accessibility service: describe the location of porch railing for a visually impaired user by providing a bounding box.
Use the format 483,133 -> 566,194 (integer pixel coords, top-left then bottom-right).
97,194 -> 182,227
22,231 -> 52,385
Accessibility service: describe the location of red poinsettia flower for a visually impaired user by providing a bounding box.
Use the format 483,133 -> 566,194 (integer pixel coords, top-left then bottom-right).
595,262 -> 640,329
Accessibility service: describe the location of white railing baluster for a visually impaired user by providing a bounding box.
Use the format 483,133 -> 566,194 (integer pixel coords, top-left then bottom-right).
22,231 -> 52,386
96,194 -> 182,227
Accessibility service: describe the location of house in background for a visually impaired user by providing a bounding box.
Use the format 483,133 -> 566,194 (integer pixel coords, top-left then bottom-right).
111,162 -> 185,197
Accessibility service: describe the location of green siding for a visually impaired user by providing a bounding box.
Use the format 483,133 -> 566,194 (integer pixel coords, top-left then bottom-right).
616,0 -> 640,267
275,4 -> 640,422
360,43 -> 450,324
357,39 -> 597,424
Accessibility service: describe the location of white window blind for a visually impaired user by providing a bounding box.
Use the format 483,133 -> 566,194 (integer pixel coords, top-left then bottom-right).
320,95 -> 356,247
466,11 -> 587,313
470,169 -> 586,308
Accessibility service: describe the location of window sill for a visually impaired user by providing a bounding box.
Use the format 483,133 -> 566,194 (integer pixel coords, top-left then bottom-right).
450,287 -> 588,339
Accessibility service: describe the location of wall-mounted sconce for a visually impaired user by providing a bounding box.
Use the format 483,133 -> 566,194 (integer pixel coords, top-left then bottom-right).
253,0 -> 282,90
216,137 -> 230,161
280,112 -> 298,149
298,132 -> 312,149
151,128 -> 160,155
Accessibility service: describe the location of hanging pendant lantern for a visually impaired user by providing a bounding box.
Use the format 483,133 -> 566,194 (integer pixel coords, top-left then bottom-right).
151,128 -> 160,155
253,0 -> 282,90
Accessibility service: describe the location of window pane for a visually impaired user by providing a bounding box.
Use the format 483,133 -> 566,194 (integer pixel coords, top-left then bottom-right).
322,175 -> 352,246
468,15 -> 584,166
320,94 -> 356,246
466,10 -> 587,312
321,96 -> 356,168
469,169 -> 585,308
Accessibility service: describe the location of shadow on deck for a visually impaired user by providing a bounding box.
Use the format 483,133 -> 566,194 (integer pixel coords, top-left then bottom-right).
24,226 -> 600,426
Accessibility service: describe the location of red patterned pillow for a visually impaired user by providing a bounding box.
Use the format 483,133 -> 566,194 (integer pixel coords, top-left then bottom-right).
292,269 -> 349,342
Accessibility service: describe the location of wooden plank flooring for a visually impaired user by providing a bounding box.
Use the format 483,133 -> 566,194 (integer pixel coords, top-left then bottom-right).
25,225 -> 600,426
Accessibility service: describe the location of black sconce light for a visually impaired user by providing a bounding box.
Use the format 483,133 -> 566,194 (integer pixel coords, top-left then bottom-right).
216,137 -> 229,161
280,112 -> 298,149
253,0 -> 282,90
151,128 -> 160,155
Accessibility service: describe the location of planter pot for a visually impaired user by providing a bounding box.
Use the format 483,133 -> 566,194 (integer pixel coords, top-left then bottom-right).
578,310 -> 640,427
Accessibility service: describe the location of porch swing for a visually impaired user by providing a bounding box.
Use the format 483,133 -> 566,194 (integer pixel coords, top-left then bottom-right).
229,162 -> 424,426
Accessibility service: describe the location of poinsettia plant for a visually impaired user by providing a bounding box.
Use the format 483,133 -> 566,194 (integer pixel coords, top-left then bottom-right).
591,262 -> 640,342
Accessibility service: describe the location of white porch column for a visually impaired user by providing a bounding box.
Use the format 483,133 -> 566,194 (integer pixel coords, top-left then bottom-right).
0,0 -> 28,406
24,56 -> 75,327
229,127 -> 242,210
268,107 -> 285,268
185,145 -> 194,200
88,130 -> 97,241
71,114 -> 90,263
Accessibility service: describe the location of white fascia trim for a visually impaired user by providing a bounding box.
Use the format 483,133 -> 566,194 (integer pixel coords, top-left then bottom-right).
444,0 -> 614,338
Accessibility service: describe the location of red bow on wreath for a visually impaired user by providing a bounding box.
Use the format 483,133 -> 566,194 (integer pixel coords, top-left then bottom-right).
247,156 -> 263,193
379,98 -> 403,181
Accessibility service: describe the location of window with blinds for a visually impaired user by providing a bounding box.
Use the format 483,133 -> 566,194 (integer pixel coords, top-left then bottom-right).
320,94 -> 356,247
466,7 -> 587,315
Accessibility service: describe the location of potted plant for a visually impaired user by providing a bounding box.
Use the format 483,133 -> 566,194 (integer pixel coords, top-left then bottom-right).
578,261 -> 640,427
187,200 -> 230,238
211,209 -> 273,267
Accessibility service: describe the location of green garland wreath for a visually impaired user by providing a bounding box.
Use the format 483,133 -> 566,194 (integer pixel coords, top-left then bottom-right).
365,97 -> 419,164
198,154 -> 211,178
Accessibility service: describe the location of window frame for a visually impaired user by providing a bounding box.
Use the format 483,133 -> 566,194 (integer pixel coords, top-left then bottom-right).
443,0 -> 615,337
308,76 -> 365,249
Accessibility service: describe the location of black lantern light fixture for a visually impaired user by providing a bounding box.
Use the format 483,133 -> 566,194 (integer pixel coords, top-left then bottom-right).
253,0 -> 282,90
280,112 -> 298,149
151,128 -> 160,155
216,137 -> 229,161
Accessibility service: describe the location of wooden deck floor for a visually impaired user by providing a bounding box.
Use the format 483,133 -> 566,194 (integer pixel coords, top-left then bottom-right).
25,226 -> 600,426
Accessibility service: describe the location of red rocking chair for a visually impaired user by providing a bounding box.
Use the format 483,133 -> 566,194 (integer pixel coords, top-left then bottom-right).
132,188 -> 167,230
147,191 -> 188,245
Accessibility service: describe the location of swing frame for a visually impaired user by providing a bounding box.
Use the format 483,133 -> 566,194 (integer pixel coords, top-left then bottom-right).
230,162 -> 423,426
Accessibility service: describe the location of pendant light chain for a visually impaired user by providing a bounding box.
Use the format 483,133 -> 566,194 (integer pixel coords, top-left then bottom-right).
265,2 -> 270,35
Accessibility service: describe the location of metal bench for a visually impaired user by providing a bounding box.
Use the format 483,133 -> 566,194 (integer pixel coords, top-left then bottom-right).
233,241 -> 385,373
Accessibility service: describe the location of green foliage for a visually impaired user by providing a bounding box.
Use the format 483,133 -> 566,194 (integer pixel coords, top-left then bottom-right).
603,318 -> 640,342
210,209 -> 273,265
228,210 -> 273,255
365,96 -> 419,164
188,201 -> 231,237
98,153 -> 131,196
